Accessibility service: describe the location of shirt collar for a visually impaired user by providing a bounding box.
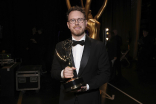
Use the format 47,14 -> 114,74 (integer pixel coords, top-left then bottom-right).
72,33 -> 86,41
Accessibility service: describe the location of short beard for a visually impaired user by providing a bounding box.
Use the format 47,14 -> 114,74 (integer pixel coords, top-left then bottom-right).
72,31 -> 85,36
71,27 -> 85,37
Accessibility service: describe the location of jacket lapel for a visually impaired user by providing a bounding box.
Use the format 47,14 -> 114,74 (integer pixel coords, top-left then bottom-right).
71,52 -> 78,78
78,35 -> 91,77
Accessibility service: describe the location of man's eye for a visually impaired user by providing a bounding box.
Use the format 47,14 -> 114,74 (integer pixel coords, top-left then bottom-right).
79,18 -> 82,21
78,18 -> 83,22
71,19 -> 75,22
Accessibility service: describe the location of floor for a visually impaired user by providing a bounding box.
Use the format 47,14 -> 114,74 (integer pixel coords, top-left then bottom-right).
104,60 -> 156,104
0,60 -> 156,104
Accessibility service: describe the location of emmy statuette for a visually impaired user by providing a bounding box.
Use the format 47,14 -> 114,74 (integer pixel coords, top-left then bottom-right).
56,39 -> 85,92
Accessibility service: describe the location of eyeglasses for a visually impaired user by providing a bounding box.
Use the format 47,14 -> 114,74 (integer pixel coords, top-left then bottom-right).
68,18 -> 85,24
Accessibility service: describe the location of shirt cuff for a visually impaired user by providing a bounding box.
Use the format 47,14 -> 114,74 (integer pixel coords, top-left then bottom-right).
86,84 -> 89,90
61,70 -> 64,78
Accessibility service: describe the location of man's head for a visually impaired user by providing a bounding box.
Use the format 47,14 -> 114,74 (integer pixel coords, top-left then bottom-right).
32,26 -> 37,35
113,29 -> 118,35
67,6 -> 86,20
37,28 -> 43,35
143,29 -> 149,37
109,32 -> 115,38
67,6 -> 87,40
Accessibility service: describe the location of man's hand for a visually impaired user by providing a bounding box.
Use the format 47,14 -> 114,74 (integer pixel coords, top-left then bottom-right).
78,86 -> 87,92
63,67 -> 76,78
72,85 -> 87,92
111,57 -> 117,67
30,39 -> 37,43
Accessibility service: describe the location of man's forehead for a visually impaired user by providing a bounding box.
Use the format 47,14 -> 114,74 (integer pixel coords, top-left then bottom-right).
68,11 -> 84,19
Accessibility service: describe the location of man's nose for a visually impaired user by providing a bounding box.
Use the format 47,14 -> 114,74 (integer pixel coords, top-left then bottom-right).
75,20 -> 79,24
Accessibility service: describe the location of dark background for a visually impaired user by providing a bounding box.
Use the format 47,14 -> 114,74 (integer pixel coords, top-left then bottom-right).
0,0 -> 105,56
0,0 -> 155,66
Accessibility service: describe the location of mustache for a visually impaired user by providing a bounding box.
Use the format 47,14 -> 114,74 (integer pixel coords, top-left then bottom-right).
74,26 -> 81,28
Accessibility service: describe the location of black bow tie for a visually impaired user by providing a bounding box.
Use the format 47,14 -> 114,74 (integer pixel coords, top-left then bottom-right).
72,40 -> 85,46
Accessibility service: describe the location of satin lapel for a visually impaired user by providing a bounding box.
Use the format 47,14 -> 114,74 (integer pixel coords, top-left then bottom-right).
78,35 -> 91,77
71,52 -> 78,78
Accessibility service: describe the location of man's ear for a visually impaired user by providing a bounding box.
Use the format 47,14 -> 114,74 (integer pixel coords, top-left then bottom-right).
85,20 -> 88,26
67,22 -> 69,28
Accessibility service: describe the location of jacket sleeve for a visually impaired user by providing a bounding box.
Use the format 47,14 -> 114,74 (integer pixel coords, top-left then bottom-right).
88,43 -> 110,90
51,43 -> 65,82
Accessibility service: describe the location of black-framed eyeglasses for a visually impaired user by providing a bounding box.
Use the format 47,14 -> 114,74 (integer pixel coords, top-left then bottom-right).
68,18 -> 85,24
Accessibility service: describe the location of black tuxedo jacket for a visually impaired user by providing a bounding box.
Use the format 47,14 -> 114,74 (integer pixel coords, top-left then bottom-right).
51,35 -> 110,104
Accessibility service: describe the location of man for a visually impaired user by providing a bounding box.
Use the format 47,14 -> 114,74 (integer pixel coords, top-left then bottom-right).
106,32 -> 117,81
137,29 -> 154,83
51,6 -> 110,104
113,29 -> 122,78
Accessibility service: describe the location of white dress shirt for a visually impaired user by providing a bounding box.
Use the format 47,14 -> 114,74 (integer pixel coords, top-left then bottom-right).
72,35 -> 85,74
